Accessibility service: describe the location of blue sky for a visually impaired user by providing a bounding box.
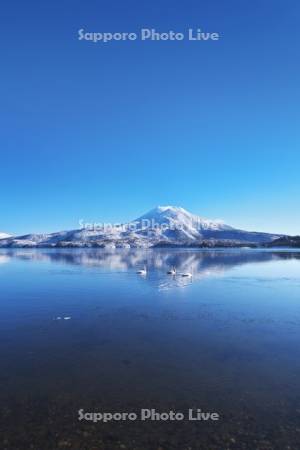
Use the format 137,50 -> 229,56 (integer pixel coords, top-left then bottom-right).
1,0 -> 299,235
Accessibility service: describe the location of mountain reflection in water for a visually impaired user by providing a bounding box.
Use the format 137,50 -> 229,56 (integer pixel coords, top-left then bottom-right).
1,247 -> 300,281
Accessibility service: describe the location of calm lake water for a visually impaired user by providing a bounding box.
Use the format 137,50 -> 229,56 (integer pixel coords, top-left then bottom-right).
1,248 -> 300,449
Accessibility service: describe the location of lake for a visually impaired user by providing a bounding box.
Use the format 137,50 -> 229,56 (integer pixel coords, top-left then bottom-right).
1,248 -> 300,449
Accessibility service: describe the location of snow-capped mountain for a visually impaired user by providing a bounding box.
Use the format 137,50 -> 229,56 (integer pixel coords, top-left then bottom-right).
0,206 -> 283,248
136,206 -> 233,232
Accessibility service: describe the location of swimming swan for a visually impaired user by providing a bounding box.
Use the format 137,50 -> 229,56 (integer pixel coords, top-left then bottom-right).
137,265 -> 147,275
181,271 -> 192,278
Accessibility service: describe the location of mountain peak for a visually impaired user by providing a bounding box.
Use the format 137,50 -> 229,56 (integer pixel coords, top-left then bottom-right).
156,205 -> 186,212
136,205 -> 193,222
151,205 -> 190,217
135,206 -> 232,235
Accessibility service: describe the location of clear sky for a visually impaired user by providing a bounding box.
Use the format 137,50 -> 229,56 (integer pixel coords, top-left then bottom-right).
1,0 -> 299,235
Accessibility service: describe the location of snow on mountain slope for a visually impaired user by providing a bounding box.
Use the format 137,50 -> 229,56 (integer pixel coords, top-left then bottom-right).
0,206 -> 283,248
0,232 -> 12,240
131,206 -> 235,243
136,206 -> 230,228
135,206 -> 233,231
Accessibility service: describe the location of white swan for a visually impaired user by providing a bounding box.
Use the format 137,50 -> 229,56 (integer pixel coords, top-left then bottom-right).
167,266 -> 176,275
137,265 -> 147,275
181,271 -> 192,278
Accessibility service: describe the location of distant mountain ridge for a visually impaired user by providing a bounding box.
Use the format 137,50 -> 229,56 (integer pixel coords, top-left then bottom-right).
0,206 -> 284,248
266,236 -> 300,248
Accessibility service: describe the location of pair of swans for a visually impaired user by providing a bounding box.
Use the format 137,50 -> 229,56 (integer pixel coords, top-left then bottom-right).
137,266 -> 192,278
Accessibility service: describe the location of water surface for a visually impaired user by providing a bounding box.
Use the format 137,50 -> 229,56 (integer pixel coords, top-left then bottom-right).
1,248 -> 300,449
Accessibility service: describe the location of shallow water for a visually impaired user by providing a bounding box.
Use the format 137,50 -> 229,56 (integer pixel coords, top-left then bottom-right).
1,248 -> 300,449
